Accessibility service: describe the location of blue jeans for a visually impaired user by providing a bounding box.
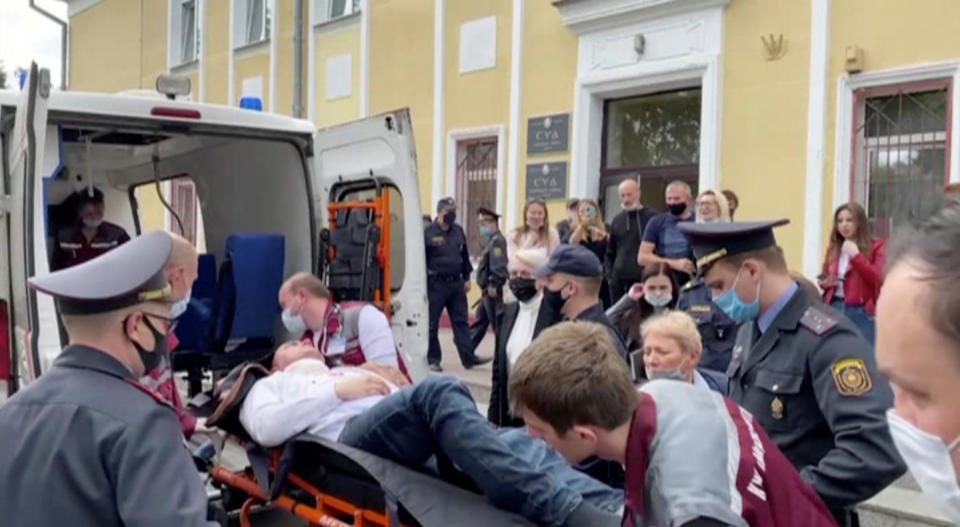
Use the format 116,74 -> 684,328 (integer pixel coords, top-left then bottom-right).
338,376 -> 623,526
831,300 -> 875,346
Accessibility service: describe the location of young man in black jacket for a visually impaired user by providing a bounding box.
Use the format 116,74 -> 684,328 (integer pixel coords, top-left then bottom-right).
604,179 -> 657,301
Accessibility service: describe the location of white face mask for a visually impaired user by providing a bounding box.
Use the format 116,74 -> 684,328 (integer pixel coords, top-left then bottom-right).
282,304 -> 308,335
169,290 -> 191,319
644,291 -> 672,307
887,409 -> 960,524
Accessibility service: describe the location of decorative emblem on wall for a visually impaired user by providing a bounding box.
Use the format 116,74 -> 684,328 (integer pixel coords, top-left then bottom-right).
761,33 -> 787,61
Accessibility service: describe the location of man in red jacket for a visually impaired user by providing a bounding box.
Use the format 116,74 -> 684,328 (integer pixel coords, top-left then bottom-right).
509,322 -> 837,527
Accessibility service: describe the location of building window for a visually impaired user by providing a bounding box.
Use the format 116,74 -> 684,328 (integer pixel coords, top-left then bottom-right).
171,0 -> 201,66
313,0 -> 359,25
851,81 -> 950,237
455,137 -> 499,256
234,0 -> 271,48
600,88 -> 701,218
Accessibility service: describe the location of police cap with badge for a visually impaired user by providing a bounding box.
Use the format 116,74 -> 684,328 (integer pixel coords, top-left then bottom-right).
29,230 -> 174,314
679,219 -> 790,276
476,207 -> 500,222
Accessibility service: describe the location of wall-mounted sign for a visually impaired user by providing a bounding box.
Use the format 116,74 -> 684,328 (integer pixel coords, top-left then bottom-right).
525,162 -> 567,201
527,113 -> 569,154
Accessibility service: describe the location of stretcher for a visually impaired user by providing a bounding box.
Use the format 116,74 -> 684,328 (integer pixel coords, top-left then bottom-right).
210,437 -> 535,527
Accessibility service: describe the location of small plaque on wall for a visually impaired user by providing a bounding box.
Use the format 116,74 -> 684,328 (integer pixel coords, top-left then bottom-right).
527,113 -> 570,154
525,162 -> 568,201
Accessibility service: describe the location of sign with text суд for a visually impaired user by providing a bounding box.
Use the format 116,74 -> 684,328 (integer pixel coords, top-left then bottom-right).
525,162 -> 567,201
527,113 -> 569,154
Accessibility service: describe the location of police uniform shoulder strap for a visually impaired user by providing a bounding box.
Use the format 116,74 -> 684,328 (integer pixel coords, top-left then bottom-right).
123,378 -> 177,411
799,305 -> 839,336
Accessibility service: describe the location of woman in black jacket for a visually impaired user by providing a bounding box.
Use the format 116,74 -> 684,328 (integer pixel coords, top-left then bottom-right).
606,263 -> 680,377
488,249 -> 561,428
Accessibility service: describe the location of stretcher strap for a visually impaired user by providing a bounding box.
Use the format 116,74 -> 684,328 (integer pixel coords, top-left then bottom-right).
246,445 -> 271,498
384,490 -> 400,527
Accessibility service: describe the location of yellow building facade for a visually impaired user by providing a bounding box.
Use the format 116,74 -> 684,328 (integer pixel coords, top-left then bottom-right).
63,0 -> 960,278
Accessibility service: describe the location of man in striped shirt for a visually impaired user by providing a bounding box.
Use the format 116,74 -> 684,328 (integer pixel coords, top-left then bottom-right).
509,321 -> 837,527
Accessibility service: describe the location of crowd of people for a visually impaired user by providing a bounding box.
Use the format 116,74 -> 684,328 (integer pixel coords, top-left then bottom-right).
4,175 -> 960,526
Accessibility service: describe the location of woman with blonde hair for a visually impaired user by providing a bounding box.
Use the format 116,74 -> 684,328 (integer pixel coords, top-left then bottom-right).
569,198 -> 611,306
507,198 -> 560,258
695,190 -> 731,223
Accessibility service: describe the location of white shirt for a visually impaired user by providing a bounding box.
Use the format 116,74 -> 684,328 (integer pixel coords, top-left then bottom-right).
506,293 -> 543,370
311,304 -> 399,368
238,359 -> 398,447
836,252 -> 850,299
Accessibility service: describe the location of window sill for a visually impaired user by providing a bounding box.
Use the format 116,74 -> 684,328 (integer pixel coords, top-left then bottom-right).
313,11 -> 361,34
170,60 -> 199,74
233,39 -> 270,59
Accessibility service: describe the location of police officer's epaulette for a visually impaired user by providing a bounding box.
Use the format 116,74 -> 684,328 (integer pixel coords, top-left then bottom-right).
799,305 -> 838,335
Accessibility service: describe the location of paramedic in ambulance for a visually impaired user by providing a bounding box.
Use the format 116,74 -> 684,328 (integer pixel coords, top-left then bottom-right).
278,272 -> 405,371
140,233 -> 202,439
51,187 -> 131,271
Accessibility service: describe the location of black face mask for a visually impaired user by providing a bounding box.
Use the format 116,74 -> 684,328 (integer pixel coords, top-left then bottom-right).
509,278 -> 538,302
443,211 -> 457,226
668,202 -> 687,216
542,286 -> 568,316
125,315 -> 168,375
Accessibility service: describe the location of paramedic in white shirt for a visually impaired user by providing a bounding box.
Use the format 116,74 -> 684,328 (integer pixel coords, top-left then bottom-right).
237,344 -> 623,527
488,249 -> 561,427
278,273 -> 405,372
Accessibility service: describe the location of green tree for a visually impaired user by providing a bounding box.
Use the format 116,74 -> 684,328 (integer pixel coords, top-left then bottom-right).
0,61 -> 7,90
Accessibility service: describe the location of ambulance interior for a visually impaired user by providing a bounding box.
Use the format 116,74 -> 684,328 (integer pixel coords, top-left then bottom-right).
40,120 -> 317,383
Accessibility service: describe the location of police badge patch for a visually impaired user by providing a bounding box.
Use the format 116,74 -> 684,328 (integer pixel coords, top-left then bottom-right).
832,358 -> 872,396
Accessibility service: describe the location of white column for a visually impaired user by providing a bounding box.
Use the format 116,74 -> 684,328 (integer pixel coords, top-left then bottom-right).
227,0 -> 235,106
359,0 -> 371,118
198,0 -> 206,102
269,0 -> 279,112
505,0 -> 524,231
802,0 -> 830,278
307,0 -> 317,122
430,0 -> 446,207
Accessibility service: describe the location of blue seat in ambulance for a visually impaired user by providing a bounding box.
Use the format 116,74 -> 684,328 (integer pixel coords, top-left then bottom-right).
207,233 -> 285,372
172,253 -> 218,396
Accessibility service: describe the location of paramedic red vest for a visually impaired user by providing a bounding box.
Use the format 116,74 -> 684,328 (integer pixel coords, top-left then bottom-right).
302,302 -> 409,378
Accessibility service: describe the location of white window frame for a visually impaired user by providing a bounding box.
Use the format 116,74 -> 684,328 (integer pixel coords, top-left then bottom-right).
832,61 -> 960,212
169,0 -> 201,68
312,0 -> 359,26
234,0 -> 271,49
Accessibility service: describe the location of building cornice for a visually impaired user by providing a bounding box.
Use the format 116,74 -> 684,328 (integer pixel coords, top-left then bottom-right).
555,0 -> 731,34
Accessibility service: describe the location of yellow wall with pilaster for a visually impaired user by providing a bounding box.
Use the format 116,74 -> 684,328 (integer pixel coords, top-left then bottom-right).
368,0 -> 435,214
204,0 -> 230,106
720,0 -> 811,270
314,22 -> 362,128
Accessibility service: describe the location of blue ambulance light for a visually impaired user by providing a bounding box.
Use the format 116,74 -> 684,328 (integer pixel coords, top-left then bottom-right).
239,97 -> 263,111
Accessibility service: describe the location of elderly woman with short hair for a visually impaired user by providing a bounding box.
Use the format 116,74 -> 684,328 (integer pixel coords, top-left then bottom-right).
640,310 -> 727,394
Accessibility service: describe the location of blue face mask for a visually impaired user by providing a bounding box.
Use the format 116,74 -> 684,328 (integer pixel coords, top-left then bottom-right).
479,226 -> 492,239
712,267 -> 761,323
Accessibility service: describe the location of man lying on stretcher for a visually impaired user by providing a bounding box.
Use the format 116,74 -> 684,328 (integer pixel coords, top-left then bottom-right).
208,343 -> 623,527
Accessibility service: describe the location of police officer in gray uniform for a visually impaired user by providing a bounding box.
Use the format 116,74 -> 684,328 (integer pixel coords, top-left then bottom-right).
680,220 -> 905,526
469,206 -> 509,352
0,230 -> 216,527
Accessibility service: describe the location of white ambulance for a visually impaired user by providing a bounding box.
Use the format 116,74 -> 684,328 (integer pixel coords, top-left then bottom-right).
0,64 -> 429,393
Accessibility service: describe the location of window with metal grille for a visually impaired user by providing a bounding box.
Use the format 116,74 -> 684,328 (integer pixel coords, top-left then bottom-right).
600,88 -> 701,219
851,82 -> 950,238
169,177 -> 199,246
455,137 -> 498,257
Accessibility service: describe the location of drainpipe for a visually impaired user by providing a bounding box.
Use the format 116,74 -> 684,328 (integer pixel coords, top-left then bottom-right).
292,0 -> 304,118
29,0 -> 67,90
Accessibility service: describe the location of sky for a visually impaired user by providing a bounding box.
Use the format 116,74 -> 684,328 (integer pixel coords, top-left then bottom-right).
0,0 -> 68,89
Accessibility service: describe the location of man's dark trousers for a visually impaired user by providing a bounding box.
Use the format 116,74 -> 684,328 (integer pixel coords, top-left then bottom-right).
469,287 -> 502,352
428,278 -> 475,366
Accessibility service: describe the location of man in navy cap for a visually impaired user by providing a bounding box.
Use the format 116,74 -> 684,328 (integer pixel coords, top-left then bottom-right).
534,244 -> 628,361
424,197 -> 490,371
469,206 -> 509,352
679,220 -> 905,526
0,230 -> 216,526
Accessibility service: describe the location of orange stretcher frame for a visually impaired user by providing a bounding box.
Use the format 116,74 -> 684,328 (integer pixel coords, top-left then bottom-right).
327,193 -> 392,316
212,465 -> 402,527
